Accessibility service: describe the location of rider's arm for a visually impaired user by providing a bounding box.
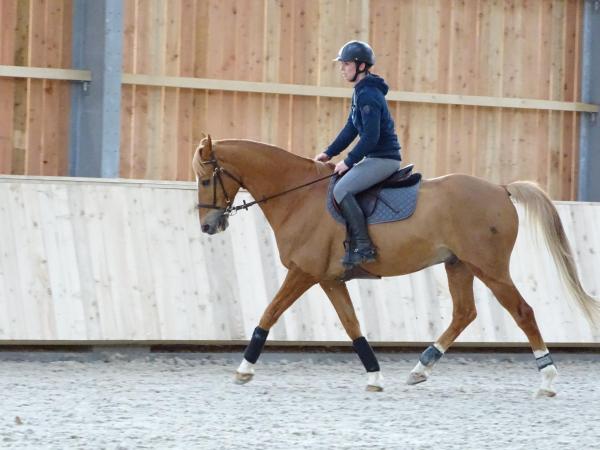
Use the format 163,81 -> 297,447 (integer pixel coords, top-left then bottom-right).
343,100 -> 381,168
324,112 -> 358,159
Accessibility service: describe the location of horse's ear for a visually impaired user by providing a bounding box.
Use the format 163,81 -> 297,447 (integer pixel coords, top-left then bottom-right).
198,133 -> 213,159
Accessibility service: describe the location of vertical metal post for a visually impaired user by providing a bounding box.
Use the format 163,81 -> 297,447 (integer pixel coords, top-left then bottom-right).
578,0 -> 600,201
69,0 -> 123,178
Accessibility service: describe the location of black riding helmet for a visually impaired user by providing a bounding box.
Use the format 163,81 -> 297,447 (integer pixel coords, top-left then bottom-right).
334,40 -> 375,81
334,40 -> 375,66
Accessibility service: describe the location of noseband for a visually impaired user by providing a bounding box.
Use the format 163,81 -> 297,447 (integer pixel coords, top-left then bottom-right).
196,155 -> 336,217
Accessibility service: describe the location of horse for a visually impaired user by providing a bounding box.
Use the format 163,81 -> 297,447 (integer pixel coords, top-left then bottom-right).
192,135 -> 600,397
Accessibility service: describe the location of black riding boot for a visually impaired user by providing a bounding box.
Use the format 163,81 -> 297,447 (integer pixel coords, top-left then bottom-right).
339,194 -> 377,268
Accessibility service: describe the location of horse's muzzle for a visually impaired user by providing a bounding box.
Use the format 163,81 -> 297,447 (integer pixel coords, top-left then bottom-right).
201,211 -> 229,235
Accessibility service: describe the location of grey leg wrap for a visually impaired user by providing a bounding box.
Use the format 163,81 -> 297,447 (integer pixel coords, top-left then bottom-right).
419,345 -> 443,367
536,353 -> 555,371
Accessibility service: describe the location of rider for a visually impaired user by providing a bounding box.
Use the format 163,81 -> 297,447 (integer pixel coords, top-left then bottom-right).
315,40 -> 402,268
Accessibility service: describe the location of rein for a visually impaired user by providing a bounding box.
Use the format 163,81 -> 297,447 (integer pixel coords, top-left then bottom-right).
196,157 -> 336,216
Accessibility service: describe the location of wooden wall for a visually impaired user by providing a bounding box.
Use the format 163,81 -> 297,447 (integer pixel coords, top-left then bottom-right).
1,176 -> 598,343
0,0 -> 73,177
120,0 -> 585,199
0,1 -> 586,200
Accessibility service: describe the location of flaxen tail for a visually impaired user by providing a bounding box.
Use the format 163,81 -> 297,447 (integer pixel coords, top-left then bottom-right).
506,181 -> 600,328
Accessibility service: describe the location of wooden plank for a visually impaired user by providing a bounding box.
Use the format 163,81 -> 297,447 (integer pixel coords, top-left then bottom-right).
449,2 -> 479,174
160,0 -> 181,180
316,1 -> 350,153
274,0 -> 294,150
176,0 -> 197,181
561,0 -> 581,199
65,184 -> 101,338
38,183 -> 87,338
549,0 -> 566,102
261,0 -> 281,146
56,1 -> 72,176
10,1 -> 30,175
474,106 -> 500,183
1,68 -> 594,112
131,0 -> 151,179
81,184 -> 120,337
0,1 -> 17,174
499,1 -> 523,184
412,0 -> 439,94
24,0 -> 47,176
289,0 -> 318,158
569,0 -> 583,200
371,0 -> 402,87
560,111 -> 575,200
203,0 -> 234,142
98,185 -> 151,338
0,184 -> 36,338
120,0 -> 137,178
40,0 -> 63,176
0,65 -> 90,81
432,0 -> 452,176
144,0 -> 167,179
547,110 -> 563,199
232,0 -> 264,142
189,0 -> 209,164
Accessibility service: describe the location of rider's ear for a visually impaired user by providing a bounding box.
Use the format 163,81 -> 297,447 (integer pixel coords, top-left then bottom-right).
200,134 -> 213,159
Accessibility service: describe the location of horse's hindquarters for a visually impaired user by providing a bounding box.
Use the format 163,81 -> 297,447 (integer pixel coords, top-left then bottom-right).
367,174 -> 518,278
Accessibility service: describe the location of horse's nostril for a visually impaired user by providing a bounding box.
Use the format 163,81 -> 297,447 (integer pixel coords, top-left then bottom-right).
201,224 -> 210,233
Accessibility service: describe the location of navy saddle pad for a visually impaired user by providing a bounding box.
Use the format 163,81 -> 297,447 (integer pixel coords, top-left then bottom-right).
327,173 -> 422,225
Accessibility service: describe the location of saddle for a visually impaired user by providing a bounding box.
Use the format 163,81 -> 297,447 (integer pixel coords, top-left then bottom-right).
327,163 -> 422,282
332,164 -> 421,217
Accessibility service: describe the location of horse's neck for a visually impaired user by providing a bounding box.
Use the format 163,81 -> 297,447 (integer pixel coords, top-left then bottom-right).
221,141 -> 322,228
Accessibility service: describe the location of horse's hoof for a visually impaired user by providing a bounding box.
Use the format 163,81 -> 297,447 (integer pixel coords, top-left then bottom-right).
535,388 -> 557,398
366,384 -> 383,392
406,372 -> 428,385
234,372 -> 254,384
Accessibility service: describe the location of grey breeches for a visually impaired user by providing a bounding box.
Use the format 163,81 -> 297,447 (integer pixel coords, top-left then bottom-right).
333,157 -> 401,203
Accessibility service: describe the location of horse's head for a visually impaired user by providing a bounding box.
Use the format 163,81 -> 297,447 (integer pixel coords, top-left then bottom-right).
192,135 -> 243,235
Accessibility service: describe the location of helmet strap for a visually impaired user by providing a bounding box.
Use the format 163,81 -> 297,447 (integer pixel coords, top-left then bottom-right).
351,61 -> 369,82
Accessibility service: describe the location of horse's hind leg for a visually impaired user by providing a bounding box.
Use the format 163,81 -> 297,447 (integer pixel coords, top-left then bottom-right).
235,267 -> 316,384
320,280 -> 384,392
476,270 -> 558,397
408,260 -> 477,385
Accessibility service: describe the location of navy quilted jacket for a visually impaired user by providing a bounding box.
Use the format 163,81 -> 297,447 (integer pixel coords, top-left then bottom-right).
325,74 -> 401,167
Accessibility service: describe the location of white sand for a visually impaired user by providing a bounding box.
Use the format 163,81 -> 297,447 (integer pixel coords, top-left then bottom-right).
1,350 -> 599,449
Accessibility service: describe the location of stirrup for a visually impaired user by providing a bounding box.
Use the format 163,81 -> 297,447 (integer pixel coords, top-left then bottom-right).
342,242 -> 377,268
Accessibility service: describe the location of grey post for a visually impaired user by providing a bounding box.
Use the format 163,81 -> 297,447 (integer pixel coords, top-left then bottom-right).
69,0 -> 123,178
579,0 -> 600,201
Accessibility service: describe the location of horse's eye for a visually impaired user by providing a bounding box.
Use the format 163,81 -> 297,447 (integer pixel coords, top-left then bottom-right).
201,179 -> 211,186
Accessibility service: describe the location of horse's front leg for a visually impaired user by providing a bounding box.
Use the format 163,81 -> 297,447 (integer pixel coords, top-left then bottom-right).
235,267 -> 316,384
320,280 -> 384,392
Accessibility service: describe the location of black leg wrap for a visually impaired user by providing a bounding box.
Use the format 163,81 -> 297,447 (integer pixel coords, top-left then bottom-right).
419,345 -> 444,367
352,336 -> 380,372
243,326 -> 269,364
536,353 -> 555,371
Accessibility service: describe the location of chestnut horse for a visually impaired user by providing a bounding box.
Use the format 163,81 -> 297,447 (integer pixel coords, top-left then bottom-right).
192,136 -> 599,397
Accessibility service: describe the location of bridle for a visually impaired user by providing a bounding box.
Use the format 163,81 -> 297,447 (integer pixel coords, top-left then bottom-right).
196,157 -> 245,215
196,155 -> 336,217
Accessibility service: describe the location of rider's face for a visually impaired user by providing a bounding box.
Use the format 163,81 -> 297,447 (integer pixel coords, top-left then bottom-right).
340,61 -> 356,81
340,61 -> 365,83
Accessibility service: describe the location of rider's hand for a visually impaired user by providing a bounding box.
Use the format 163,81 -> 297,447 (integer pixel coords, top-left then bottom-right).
334,161 -> 349,175
314,152 -> 330,162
